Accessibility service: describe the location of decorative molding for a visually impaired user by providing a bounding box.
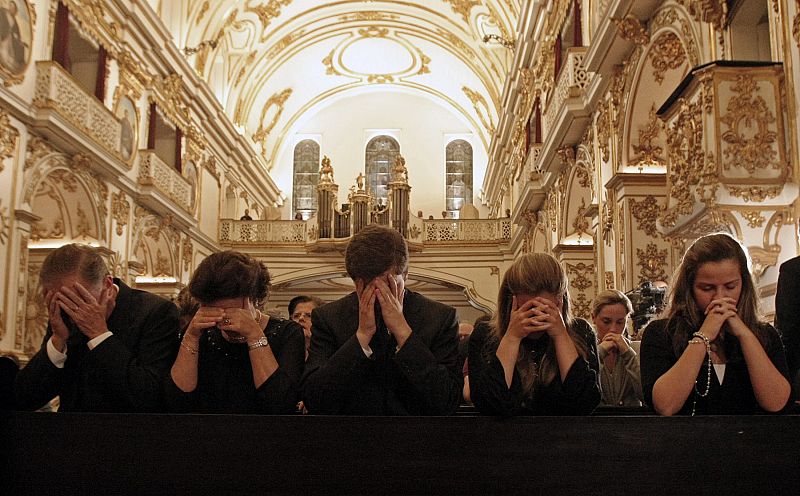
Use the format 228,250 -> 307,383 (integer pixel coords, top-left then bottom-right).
720,75 -> 779,175
247,0 -> 292,32
0,109 -> 19,168
740,210 -> 766,228
443,0 -> 481,23
182,236 -> 193,272
649,32 -> 686,85
112,191 -> 130,236
728,185 -> 782,202
605,271 -> 615,290
631,105 -> 665,168
252,88 -> 292,158
462,86 -> 496,135
613,15 -> 649,45
630,196 -> 661,238
25,135 -> 54,170
636,242 -> 669,284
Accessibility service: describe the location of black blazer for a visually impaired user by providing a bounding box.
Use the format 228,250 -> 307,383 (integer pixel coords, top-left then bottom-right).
14,279 -> 179,412
776,256 -> 800,395
301,290 -> 462,415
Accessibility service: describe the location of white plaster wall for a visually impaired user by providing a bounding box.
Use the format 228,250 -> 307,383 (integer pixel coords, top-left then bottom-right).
272,90 -> 490,220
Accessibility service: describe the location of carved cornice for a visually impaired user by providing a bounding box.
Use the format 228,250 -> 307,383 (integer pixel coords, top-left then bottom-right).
0,109 -> 19,169
252,88 -> 292,159
613,15 -> 649,46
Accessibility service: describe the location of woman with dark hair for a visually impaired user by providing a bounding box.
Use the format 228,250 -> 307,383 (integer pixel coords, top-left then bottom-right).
640,233 -> 790,415
166,251 -> 304,414
468,253 -> 600,415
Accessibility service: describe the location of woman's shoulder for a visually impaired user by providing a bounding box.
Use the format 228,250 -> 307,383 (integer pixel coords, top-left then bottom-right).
571,318 -> 596,341
265,316 -> 303,336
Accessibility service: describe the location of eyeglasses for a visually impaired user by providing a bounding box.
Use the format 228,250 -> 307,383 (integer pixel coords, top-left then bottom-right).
292,312 -> 312,320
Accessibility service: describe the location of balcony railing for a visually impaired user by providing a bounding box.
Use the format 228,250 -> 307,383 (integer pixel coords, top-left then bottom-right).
33,61 -> 122,158
543,47 -> 590,136
219,218 -> 513,246
138,150 -> 193,213
220,220 -> 308,245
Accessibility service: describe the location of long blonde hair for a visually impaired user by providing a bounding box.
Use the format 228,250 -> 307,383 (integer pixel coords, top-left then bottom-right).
488,253 -> 590,394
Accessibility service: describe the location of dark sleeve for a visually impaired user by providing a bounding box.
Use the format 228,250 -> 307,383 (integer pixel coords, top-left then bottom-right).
253,321 -> 305,414
301,309 -> 374,414
775,262 -> 800,379
545,320 -> 601,415
468,323 -> 524,416
761,324 -> 790,380
85,299 -> 179,412
392,305 -> 462,415
639,319 -> 674,411
13,325 -> 64,411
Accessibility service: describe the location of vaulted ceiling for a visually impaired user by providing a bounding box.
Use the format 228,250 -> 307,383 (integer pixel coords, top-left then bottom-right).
170,0 -> 519,170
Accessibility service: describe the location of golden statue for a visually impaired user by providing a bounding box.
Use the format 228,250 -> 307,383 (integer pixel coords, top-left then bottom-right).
356,172 -> 365,190
393,154 -> 408,181
319,155 -> 334,182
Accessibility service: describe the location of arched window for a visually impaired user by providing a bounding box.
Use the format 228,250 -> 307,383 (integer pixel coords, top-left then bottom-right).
446,139 -> 473,219
293,139 -> 320,219
365,135 -> 400,205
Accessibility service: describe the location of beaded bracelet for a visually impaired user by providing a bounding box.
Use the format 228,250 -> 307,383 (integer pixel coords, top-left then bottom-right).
181,339 -> 199,355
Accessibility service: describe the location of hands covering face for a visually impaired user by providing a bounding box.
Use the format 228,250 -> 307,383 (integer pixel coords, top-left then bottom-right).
506,295 -> 567,341
355,273 -> 411,346
186,299 -> 263,341
48,281 -> 116,341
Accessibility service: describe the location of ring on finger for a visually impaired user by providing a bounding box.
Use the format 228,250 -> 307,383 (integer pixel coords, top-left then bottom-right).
223,318 -> 231,326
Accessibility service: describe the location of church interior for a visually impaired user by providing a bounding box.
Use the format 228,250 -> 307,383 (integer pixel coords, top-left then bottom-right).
3,0 -> 800,493
1,0 -> 797,357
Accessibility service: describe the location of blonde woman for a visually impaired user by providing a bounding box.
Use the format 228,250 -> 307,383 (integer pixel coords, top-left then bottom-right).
592,290 -> 642,407
468,253 -> 600,415
641,233 -> 790,415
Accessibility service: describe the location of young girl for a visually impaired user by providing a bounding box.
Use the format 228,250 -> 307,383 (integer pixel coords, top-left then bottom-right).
640,233 -> 790,415
468,253 -> 600,415
592,290 -> 643,407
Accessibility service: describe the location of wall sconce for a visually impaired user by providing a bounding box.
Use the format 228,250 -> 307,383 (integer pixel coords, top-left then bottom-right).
482,34 -> 515,49
183,39 -> 219,56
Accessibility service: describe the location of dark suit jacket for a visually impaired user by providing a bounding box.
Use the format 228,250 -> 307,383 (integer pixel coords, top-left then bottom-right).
301,290 -> 462,415
14,279 -> 179,412
776,256 -> 800,396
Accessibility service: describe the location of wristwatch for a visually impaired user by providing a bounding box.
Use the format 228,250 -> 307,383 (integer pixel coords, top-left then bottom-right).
247,336 -> 270,351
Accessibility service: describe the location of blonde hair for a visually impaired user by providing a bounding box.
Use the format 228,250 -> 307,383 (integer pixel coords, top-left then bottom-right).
591,290 -> 633,318
488,253 -> 589,394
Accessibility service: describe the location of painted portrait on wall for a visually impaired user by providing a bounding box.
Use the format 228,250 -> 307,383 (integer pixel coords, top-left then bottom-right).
115,95 -> 138,163
0,0 -> 33,83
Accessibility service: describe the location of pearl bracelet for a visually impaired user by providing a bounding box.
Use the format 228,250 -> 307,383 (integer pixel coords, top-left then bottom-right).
181,339 -> 199,355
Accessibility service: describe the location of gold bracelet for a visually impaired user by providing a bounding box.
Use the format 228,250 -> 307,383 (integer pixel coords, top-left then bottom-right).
181,340 -> 199,355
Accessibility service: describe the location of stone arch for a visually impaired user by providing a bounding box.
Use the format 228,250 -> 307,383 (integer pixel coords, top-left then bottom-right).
130,206 -> 179,283
620,5 -> 700,171
22,153 -> 108,242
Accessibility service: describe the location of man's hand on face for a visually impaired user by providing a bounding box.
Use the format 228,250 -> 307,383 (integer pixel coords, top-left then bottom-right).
56,282 -> 112,340
374,274 -> 412,349
355,279 -> 378,349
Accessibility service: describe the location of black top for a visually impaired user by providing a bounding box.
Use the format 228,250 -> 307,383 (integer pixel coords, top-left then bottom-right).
640,318 -> 790,415
776,256 -> 800,394
301,290 -> 462,415
14,279 -> 179,412
164,317 -> 304,414
468,319 -> 601,416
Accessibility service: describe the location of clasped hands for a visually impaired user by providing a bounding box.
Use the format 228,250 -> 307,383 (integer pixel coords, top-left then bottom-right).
505,295 -> 567,342
355,274 -> 412,350
699,297 -> 749,341
46,282 -> 116,350
598,333 -> 631,355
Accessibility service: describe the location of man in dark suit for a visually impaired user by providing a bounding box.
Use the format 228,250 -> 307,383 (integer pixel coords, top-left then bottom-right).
776,255 -> 800,400
301,225 -> 462,415
14,244 -> 179,412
